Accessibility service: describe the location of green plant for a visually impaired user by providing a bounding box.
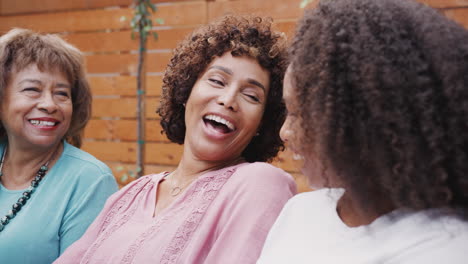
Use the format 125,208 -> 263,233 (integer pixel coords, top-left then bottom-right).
120,0 -> 163,180
300,0 -> 316,8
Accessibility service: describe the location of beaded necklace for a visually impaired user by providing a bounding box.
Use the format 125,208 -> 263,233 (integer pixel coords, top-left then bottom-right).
0,147 -> 52,232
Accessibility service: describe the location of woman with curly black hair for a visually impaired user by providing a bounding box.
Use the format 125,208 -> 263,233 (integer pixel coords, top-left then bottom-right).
258,0 -> 468,263
56,15 -> 296,264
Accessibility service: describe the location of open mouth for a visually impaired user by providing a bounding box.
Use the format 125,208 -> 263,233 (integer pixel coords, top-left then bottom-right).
203,114 -> 236,134
29,119 -> 59,127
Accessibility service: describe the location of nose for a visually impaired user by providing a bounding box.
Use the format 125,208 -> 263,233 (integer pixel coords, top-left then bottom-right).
216,86 -> 238,112
37,92 -> 58,114
280,117 -> 293,142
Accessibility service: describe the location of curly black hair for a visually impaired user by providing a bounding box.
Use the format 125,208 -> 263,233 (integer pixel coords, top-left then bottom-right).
290,0 -> 468,213
158,15 -> 288,162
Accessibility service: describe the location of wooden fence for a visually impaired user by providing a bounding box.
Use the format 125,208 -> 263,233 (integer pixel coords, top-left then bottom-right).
0,0 -> 467,191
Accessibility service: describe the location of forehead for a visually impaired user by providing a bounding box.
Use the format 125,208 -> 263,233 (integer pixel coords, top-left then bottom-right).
11,64 -> 69,81
283,65 -> 295,99
206,52 -> 270,84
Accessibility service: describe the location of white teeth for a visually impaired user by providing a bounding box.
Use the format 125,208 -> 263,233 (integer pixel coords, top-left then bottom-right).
29,120 -> 56,126
205,115 -> 235,131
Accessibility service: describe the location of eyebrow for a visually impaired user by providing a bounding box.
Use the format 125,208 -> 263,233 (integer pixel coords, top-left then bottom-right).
18,79 -> 71,88
208,65 -> 266,91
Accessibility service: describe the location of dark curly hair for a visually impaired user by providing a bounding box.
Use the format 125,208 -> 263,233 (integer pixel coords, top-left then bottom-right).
290,0 -> 468,213
158,15 -> 288,162
0,28 -> 91,148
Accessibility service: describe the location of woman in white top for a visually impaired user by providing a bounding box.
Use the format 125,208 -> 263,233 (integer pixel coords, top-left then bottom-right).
258,0 -> 468,263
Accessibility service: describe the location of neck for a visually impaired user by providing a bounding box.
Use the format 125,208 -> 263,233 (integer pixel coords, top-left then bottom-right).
1,141 -> 63,189
173,147 -> 243,182
336,190 -> 394,227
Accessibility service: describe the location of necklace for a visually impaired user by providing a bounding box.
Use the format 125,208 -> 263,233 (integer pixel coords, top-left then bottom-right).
167,172 -> 197,197
0,146 -> 55,232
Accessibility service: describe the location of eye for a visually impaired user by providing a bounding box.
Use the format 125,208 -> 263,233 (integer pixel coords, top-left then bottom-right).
55,91 -> 70,97
246,94 -> 260,103
208,78 -> 225,86
22,87 -> 40,92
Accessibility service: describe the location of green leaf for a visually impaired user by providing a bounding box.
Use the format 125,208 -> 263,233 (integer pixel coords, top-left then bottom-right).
120,16 -> 127,22
115,166 -> 124,171
155,18 -> 165,25
152,32 -> 159,40
146,1 -> 156,12
120,174 -> 129,182
300,0 -> 314,8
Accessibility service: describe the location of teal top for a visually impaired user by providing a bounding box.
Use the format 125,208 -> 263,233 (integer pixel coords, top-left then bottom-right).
0,141 -> 118,264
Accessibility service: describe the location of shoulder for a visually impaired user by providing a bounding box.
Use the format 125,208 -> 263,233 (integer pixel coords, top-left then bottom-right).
394,212 -> 468,263
221,162 -> 297,201
59,142 -> 113,180
232,162 -> 296,186
282,188 -> 342,214
99,173 -> 162,211
117,172 -> 164,193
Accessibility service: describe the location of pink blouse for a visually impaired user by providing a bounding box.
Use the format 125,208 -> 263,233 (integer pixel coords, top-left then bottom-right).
55,162 -> 296,264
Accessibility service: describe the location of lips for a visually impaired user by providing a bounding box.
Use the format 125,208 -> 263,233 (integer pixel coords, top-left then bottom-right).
203,114 -> 236,134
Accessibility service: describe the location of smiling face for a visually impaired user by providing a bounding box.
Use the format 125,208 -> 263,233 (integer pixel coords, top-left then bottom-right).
281,65 -> 326,189
184,52 -> 270,163
0,64 -> 73,150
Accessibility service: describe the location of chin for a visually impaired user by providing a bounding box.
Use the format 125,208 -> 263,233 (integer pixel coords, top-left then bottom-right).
26,137 -> 63,148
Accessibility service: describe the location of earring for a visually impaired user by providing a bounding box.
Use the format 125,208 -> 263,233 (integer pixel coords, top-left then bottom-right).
255,132 -> 260,136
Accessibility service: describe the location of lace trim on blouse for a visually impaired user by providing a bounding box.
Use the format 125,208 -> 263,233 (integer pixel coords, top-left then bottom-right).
82,177 -> 154,264
159,167 -> 235,263
81,167 -> 238,264
120,167 -> 237,264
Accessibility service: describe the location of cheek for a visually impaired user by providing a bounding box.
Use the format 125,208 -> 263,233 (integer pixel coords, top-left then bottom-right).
245,107 -> 265,131
62,102 -> 73,125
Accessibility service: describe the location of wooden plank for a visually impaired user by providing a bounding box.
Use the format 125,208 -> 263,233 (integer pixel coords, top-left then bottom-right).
419,0 -> 468,8
82,141 -> 137,163
107,162 -> 177,187
0,0 -> 134,15
64,27 -> 194,52
85,52 -> 171,74
444,8 -> 468,28
82,141 -> 183,164
84,119 -> 170,142
145,142 -> 184,164
146,97 -> 161,118
0,2 -> 207,33
273,21 -> 297,38
92,98 -> 137,118
91,97 -> 160,118
0,9 -> 131,33
88,75 -> 163,96
208,0 -> 304,21
0,0 -> 88,15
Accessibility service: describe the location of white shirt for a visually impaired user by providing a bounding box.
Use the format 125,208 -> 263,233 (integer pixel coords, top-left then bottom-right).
258,189 -> 468,264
